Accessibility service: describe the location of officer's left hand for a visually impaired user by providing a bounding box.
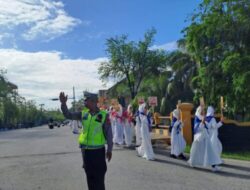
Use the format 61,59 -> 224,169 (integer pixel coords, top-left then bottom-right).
106,152 -> 112,162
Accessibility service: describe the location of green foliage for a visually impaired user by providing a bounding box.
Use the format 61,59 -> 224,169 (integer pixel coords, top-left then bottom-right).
102,0 -> 250,120
183,0 -> 250,119
99,28 -> 167,99
0,70 -> 50,128
45,110 -> 64,122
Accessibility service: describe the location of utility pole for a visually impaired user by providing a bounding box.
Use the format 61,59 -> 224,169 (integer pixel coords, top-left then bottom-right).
73,86 -> 76,111
39,103 -> 45,111
50,87 -> 76,111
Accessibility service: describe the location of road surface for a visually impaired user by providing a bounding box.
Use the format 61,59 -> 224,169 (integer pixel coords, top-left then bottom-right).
0,126 -> 249,190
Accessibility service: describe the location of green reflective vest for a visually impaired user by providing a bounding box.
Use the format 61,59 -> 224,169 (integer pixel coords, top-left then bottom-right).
78,108 -> 107,148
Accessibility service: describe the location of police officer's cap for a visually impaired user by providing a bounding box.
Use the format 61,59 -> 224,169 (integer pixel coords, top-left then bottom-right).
83,91 -> 98,101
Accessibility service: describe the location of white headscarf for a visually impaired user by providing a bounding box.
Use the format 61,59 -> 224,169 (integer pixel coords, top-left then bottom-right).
195,106 -> 204,120
206,106 -> 214,117
139,103 -> 146,113
173,109 -> 180,120
127,104 -> 132,113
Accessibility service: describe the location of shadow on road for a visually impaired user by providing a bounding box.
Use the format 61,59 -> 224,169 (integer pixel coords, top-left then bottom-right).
154,157 -> 250,180
221,163 -> 250,173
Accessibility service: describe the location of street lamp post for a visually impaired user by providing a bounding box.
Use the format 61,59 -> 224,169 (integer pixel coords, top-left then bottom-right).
50,86 -> 76,111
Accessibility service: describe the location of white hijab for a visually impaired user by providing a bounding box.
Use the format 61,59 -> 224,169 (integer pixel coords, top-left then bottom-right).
173,109 -> 180,120
206,106 -> 215,117
139,103 -> 146,113
195,106 -> 204,120
127,104 -> 132,113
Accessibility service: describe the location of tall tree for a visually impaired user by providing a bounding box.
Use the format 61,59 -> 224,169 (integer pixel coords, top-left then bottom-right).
183,0 -> 250,118
98,29 -> 166,99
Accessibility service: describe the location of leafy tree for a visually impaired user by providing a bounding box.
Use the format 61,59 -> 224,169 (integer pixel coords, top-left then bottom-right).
99,28 -> 166,99
183,0 -> 250,119
0,70 -> 49,128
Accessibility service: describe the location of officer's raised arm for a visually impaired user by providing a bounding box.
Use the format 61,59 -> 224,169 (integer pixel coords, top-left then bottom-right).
59,92 -> 81,120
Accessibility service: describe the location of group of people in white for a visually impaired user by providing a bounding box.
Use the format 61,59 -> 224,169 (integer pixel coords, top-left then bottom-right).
109,102 -> 155,160
69,100 -> 224,172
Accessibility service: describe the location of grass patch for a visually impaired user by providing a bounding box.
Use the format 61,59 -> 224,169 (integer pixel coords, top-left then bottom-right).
184,145 -> 191,154
184,145 -> 250,161
221,152 -> 250,161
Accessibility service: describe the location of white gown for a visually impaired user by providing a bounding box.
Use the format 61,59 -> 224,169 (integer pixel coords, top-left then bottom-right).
70,120 -> 81,134
137,114 -> 155,160
188,122 -> 222,167
135,115 -> 142,146
171,120 -> 186,156
123,118 -> 132,147
110,114 -> 117,143
113,108 -> 124,145
207,118 -> 223,156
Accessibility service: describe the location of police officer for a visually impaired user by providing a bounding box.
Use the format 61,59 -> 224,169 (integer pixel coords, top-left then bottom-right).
59,91 -> 113,190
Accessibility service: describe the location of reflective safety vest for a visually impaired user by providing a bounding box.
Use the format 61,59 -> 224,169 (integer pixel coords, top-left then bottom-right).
78,108 -> 107,148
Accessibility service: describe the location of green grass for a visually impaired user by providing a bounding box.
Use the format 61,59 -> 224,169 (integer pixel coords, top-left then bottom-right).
184,145 -> 191,154
221,152 -> 250,161
184,145 -> 250,161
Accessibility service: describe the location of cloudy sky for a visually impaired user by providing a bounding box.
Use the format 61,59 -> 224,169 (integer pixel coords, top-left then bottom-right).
0,0 -> 201,109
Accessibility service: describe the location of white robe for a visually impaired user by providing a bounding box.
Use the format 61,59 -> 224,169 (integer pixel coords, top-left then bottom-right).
135,116 -> 142,146
188,122 -> 222,167
110,115 -> 117,143
170,120 -> 186,156
123,119 -> 133,147
113,108 -> 124,145
207,118 -> 223,156
137,114 -> 155,160
70,120 -> 81,134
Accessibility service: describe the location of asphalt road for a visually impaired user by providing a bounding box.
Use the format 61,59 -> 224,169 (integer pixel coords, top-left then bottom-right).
0,126 -> 249,190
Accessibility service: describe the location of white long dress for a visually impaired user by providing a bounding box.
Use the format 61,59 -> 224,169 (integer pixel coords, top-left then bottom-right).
135,115 -> 142,146
123,114 -> 133,147
113,106 -> 124,145
171,120 -> 186,156
207,118 -> 223,156
70,120 -> 81,134
137,114 -> 155,160
110,112 -> 117,143
188,121 -> 222,167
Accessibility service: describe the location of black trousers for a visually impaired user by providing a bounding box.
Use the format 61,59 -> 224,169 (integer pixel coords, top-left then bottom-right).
82,147 -> 107,190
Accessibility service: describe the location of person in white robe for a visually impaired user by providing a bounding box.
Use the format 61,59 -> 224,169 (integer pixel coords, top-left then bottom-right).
70,120 -> 82,134
113,104 -> 124,145
135,109 -> 142,146
170,108 -> 186,160
136,103 -> 155,161
123,105 -> 133,147
109,106 -> 117,142
206,106 -> 224,158
188,106 -> 222,172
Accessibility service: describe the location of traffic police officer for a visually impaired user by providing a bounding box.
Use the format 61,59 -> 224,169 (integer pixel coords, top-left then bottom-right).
59,91 -> 113,190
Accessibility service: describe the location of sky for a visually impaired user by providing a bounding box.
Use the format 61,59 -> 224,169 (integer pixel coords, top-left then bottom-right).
0,0 -> 202,109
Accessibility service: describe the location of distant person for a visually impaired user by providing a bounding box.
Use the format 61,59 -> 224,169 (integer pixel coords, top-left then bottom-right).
135,109 -> 142,146
123,104 -> 133,147
113,103 -> 124,145
59,91 -> 113,190
69,120 -> 82,134
109,106 -> 117,139
169,106 -> 186,160
206,106 -> 224,158
136,103 -> 155,161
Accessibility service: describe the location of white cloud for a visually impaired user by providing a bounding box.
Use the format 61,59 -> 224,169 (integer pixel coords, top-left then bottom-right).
0,49 -> 113,109
151,41 -> 178,52
0,0 -> 83,41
